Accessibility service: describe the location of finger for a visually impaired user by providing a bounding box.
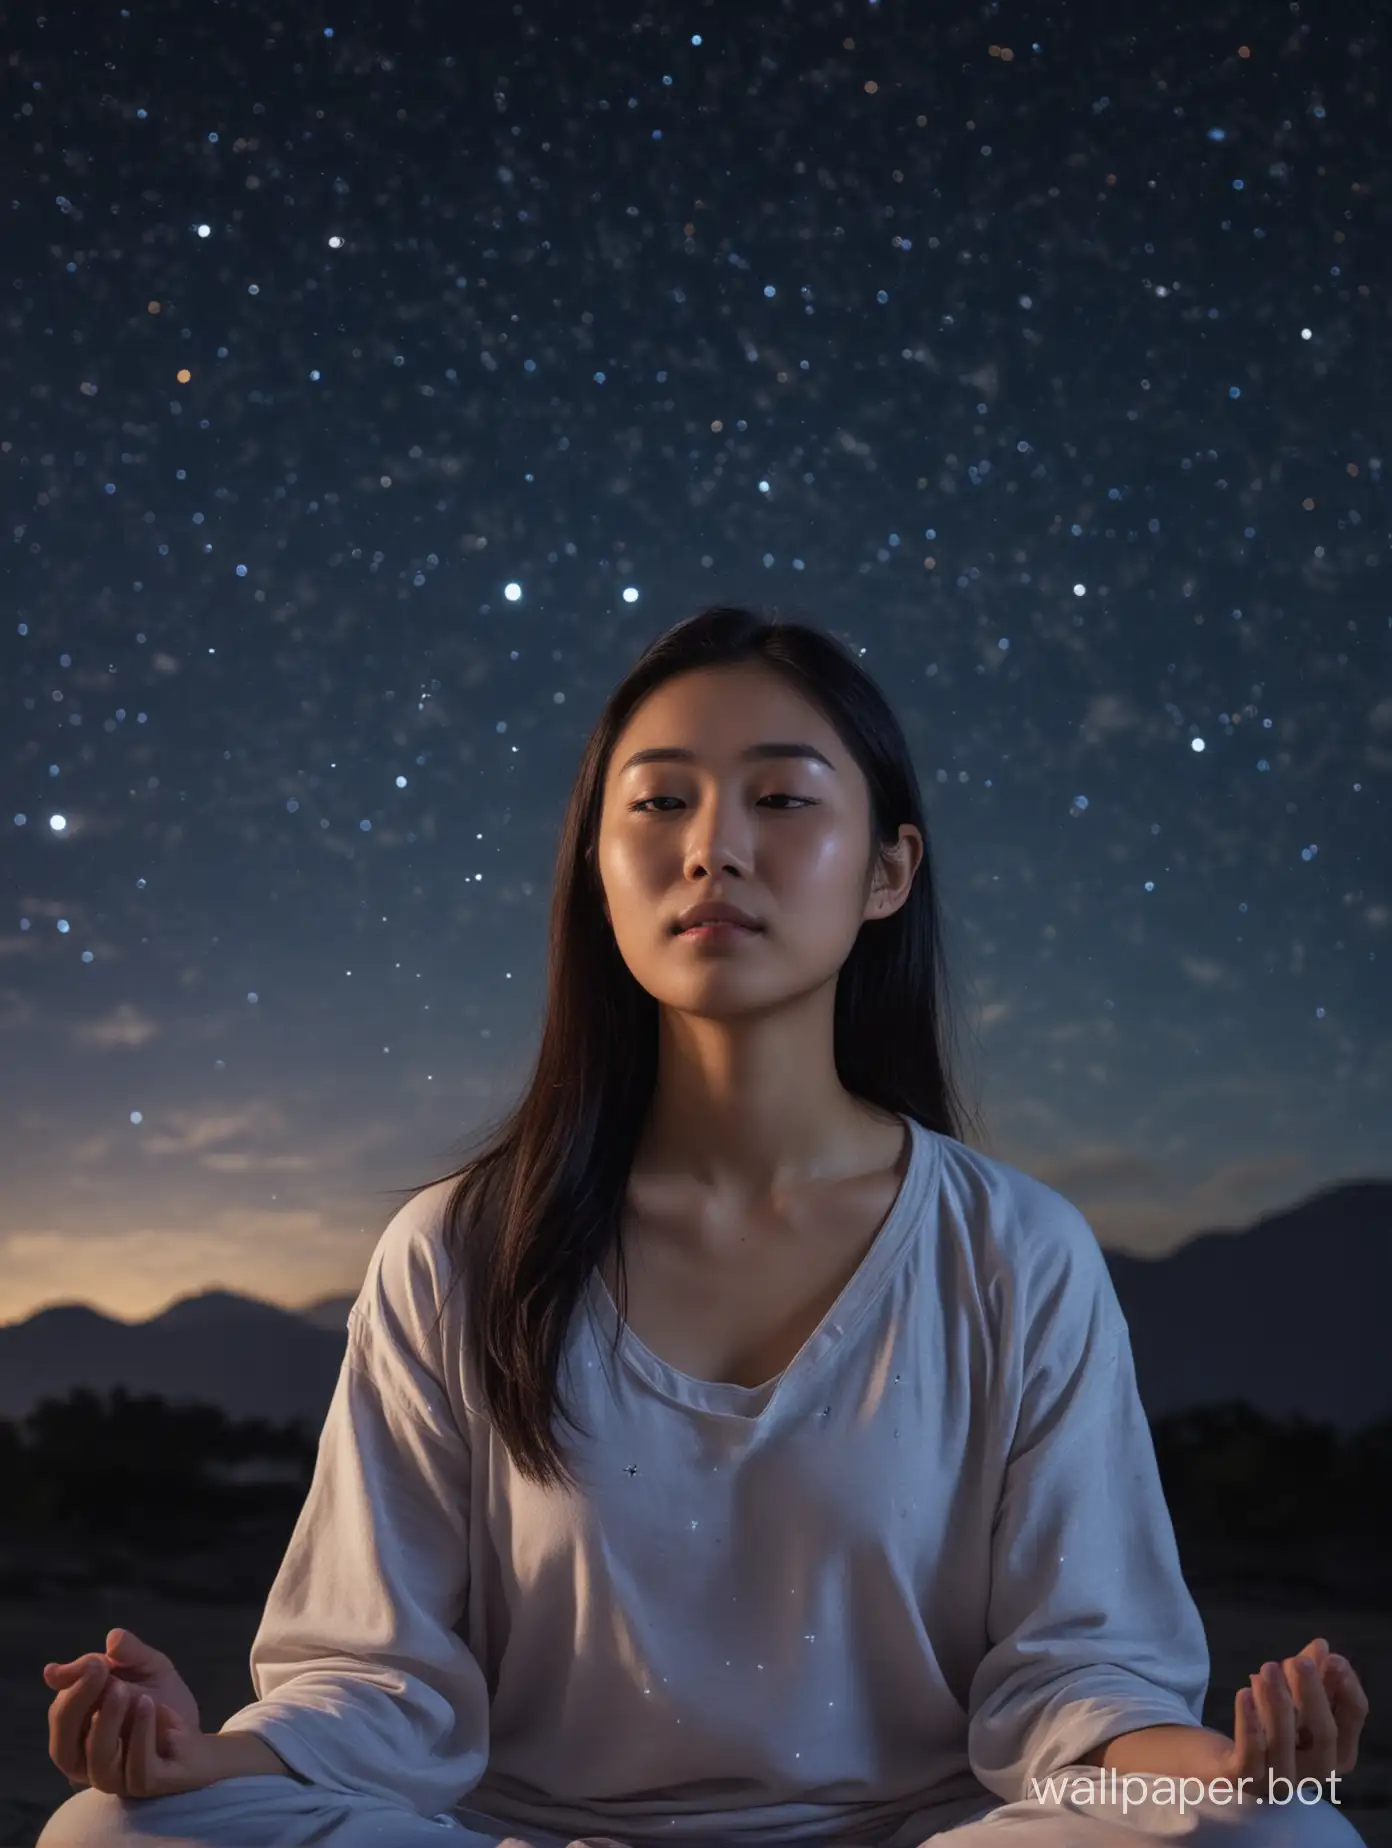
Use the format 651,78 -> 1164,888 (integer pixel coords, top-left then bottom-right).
44,1653 -> 108,1687
1254,1663 -> 1296,1786
1297,1638 -> 1331,1680
84,1678 -> 131,1795
49,1662 -> 108,1783
96,1678 -> 143,1793
154,1700 -> 180,1760
84,1667 -> 146,1764
81,1681 -> 120,1794
1327,1656 -> 1369,1713
1326,1656 -> 1370,1770
125,1693 -> 156,1799
1287,1654 -> 1338,1762
1234,1686 -> 1266,1794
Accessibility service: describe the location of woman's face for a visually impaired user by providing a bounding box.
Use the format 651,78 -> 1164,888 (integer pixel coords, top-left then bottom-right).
595,662 -> 921,1017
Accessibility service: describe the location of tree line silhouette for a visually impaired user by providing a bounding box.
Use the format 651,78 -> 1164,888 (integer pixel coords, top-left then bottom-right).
0,1388 -> 1387,1603
0,1388 -> 317,1583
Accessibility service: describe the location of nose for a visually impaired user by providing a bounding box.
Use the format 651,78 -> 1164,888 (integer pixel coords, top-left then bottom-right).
679,794 -> 757,882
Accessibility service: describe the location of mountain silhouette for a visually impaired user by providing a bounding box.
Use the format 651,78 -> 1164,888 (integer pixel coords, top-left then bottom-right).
294,1293 -> 357,1333
0,1179 -> 1386,1433
1106,1177 -> 1390,1435
0,1290 -> 346,1429
151,1288 -> 303,1331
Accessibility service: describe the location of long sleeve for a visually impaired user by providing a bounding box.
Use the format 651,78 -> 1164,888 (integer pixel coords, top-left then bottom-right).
217,1191 -> 493,1821
966,1194 -> 1210,1805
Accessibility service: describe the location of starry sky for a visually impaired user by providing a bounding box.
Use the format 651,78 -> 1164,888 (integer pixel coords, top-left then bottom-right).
3,0 -> 1388,1328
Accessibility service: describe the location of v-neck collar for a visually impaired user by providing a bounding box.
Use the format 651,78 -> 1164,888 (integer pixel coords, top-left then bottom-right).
581,1114 -> 939,1420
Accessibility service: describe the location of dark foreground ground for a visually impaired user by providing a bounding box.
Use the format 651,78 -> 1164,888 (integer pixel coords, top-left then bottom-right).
3,1582 -> 1388,1847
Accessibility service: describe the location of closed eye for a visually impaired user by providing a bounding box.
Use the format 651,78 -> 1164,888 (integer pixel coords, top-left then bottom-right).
628,795 -> 817,814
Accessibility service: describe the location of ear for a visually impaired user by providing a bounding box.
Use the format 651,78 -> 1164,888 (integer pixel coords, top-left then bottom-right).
865,826 -> 922,922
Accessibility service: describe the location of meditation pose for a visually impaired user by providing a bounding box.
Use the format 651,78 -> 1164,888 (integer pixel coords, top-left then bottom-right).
40,608 -> 1369,1847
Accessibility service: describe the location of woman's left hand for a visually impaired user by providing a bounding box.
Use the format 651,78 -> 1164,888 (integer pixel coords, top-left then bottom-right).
1218,1637 -> 1367,1795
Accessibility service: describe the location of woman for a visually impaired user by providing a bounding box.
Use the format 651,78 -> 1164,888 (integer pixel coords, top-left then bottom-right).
39,607 -> 1369,1848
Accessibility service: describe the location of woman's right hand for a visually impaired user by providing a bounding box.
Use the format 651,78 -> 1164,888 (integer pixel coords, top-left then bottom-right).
44,1626 -> 223,1797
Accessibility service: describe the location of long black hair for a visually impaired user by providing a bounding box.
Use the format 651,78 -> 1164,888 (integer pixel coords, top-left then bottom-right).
392,605 -> 985,1491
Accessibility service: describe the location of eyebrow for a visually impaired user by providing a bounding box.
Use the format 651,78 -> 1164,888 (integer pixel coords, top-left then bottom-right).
617,742 -> 836,775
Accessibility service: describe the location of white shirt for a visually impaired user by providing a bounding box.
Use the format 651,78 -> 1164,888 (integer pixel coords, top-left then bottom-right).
219,1115 -> 1210,1846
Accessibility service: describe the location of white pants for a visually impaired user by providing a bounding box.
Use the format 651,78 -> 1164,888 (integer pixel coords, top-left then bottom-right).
36,1763 -> 1370,1848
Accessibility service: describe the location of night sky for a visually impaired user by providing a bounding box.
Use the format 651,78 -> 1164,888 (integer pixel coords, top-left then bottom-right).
4,1 -> 1388,1327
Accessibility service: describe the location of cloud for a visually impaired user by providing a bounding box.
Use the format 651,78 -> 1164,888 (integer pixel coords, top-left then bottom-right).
0,1204 -> 376,1325
1178,955 -> 1226,987
71,1002 -> 163,1050
138,1100 -> 292,1157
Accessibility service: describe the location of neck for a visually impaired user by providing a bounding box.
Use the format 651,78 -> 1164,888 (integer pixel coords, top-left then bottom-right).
633,997 -> 897,1202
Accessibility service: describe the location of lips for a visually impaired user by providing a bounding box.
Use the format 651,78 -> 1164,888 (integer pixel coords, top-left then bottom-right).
672,905 -> 763,932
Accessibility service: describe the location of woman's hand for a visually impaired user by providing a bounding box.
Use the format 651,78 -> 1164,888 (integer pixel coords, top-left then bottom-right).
1217,1636 -> 1368,1798
44,1626 -> 222,1798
